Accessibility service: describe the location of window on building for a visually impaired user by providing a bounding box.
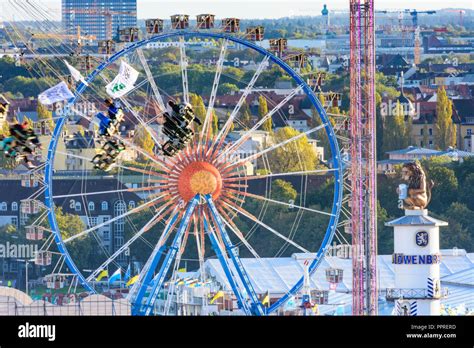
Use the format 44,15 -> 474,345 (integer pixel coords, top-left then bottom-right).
11,217 -> 18,227
75,202 -> 81,212
420,129 -> 424,135
467,129 -> 473,136
11,202 -> 18,211
429,128 -> 433,136
129,201 -> 136,209
88,201 -> 95,211
0,202 -> 7,211
101,201 -> 108,211
88,217 -> 98,228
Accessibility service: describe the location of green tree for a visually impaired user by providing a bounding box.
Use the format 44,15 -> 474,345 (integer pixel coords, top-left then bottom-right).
211,110 -> 219,137
37,102 -> 54,130
311,105 -> 334,160
382,101 -> 411,154
258,95 -> 272,133
426,166 -> 458,213
53,207 -> 101,270
459,173 -> 474,211
271,179 -> 297,203
190,94 -> 206,133
376,92 -> 384,159
434,86 -> 456,150
267,127 -> 317,173
377,201 -> 394,255
218,82 -> 239,95
240,101 -> 252,128
134,125 -> 155,158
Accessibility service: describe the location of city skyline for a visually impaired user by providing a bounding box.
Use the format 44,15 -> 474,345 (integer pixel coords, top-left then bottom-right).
0,0 -> 472,21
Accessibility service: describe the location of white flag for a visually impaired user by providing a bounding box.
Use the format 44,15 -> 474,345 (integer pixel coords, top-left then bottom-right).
64,60 -> 88,86
106,60 -> 139,98
38,81 -> 75,105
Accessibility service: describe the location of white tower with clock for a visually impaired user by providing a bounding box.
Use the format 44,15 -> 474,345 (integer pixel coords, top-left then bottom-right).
386,208 -> 448,315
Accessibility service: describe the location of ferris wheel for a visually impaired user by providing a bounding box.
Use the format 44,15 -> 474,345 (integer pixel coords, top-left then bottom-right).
21,17 -> 344,316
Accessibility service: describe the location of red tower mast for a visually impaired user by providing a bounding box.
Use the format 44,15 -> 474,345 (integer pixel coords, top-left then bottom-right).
349,0 -> 378,315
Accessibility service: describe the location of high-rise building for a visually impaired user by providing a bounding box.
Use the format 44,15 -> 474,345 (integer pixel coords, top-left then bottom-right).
62,0 -> 137,42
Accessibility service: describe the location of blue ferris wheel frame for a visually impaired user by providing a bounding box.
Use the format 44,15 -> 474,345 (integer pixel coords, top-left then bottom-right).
44,31 -> 343,314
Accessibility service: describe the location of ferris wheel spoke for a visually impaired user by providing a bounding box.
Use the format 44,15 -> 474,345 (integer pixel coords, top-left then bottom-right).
226,188 -> 335,217
211,55 -> 270,154
220,84 -> 304,159
221,123 -> 328,170
67,105 -> 167,170
85,202 -> 176,282
64,194 -> 167,243
216,206 -> 260,259
136,48 -> 166,112
52,185 -> 162,199
179,36 -> 189,104
98,74 -> 163,151
120,78 -> 149,99
201,39 -> 228,142
118,97 -> 163,147
222,201 -> 310,253
222,168 -> 337,183
109,135 -> 169,172
54,150 -> 163,176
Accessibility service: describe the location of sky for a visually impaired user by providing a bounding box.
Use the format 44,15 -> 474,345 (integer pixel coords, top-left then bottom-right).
0,0 -> 472,21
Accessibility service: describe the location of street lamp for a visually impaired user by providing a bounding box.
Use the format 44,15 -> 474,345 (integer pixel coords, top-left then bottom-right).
15,259 -> 34,295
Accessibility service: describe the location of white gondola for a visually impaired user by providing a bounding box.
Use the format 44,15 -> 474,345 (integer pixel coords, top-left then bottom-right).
35,251 -> 52,266
326,268 -> 344,284
45,274 -> 66,290
20,173 -> 39,188
25,225 -> 45,241
20,199 -> 40,215
310,290 -> 329,305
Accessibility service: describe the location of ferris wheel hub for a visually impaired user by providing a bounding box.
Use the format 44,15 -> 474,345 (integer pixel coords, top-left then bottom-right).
178,161 -> 222,201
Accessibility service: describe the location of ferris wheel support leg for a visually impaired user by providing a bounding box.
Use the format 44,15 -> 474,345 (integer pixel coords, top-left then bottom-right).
138,196 -> 199,316
205,194 -> 265,316
130,210 -> 181,315
203,217 -> 252,316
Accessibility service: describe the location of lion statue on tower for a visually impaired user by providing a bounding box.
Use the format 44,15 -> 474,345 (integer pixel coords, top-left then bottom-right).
398,162 -> 433,210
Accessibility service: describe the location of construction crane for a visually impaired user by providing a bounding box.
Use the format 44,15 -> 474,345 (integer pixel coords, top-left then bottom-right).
400,10 -> 436,65
64,8 -> 137,41
29,26 -> 96,44
445,9 -> 466,27
404,9 -> 436,28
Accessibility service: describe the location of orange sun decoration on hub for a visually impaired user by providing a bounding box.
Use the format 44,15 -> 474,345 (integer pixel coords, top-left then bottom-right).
177,161 -> 222,201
